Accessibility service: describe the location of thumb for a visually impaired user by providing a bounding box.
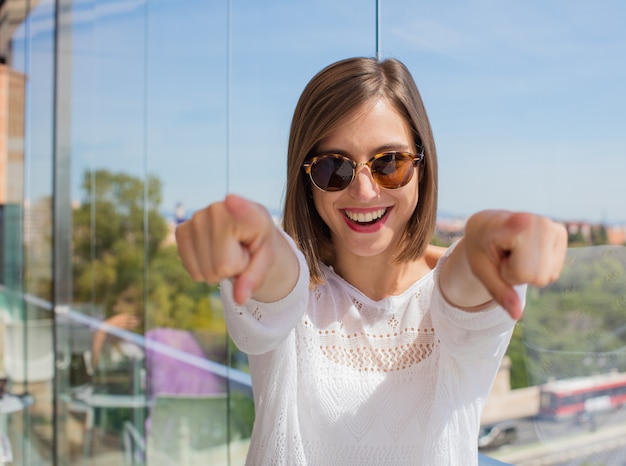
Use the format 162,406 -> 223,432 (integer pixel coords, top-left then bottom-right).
491,212 -> 533,256
224,194 -> 270,245
224,193 -> 253,218
224,193 -> 277,259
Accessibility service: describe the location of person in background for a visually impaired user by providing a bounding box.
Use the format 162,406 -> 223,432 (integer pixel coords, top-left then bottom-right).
91,285 -> 143,375
176,57 -> 567,465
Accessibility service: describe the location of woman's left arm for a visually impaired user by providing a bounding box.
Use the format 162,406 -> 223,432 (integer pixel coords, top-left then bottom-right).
439,210 -> 568,320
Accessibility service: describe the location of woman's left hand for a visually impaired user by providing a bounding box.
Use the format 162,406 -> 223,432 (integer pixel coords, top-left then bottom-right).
442,210 -> 568,320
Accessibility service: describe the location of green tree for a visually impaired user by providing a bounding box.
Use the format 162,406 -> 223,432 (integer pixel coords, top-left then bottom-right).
506,324 -> 529,389
72,169 -> 224,336
591,224 -> 608,246
567,229 -> 586,246
517,245 -> 626,385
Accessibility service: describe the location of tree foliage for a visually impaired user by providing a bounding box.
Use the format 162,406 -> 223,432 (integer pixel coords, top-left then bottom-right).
509,245 -> 626,387
72,169 -> 225,339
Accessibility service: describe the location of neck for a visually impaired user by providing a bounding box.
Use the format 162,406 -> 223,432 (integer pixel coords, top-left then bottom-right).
331,253 -> 431,301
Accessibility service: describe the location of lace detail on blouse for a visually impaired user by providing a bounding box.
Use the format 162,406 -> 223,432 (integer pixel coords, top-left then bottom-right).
303,319 -> 437,373
303,277 -> 437,373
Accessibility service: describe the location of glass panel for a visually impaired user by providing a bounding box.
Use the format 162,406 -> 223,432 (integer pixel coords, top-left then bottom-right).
142,1 -> 231,464
382,1 -> 626,463
226,1 -> 374,463
1,0 -> 55,464
58,1 -> 152,464
56,0 -> 233,464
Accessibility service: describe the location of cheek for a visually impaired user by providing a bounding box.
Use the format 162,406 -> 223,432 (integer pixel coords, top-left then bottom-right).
312,190 -> 333,225
400,184 -> 420,222
404,180 -> 420,208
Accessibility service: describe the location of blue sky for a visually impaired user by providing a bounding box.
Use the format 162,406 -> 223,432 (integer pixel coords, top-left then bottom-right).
388,1 -> 626,224
17,0 -> 626,224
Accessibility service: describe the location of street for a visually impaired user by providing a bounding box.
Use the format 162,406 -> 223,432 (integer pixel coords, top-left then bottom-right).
485,406 -> 626,465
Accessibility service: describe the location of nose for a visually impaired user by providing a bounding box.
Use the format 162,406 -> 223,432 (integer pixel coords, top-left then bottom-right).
348,163 -> 379,200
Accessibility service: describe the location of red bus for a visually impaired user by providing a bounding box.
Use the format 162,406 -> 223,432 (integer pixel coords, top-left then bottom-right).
538,372 -> 626,420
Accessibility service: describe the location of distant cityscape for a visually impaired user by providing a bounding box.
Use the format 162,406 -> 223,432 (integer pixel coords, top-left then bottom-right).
436,216 -> 626,247
165,203 -> 626,249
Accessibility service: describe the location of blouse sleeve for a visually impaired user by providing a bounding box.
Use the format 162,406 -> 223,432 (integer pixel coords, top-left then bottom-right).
430,241 -> 526,361
219,229 -> 311,355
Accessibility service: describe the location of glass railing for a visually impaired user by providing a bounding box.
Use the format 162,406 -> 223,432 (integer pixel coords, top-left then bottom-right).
6,241 -> 626,466
1,286 -> 253,465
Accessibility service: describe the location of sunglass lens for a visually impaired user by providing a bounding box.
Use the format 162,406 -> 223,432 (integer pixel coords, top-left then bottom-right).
371,153 -> 414,189
311,156 -> 353,191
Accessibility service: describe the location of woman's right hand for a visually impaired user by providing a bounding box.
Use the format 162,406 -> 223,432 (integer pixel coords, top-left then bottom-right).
175,194 -> 299,304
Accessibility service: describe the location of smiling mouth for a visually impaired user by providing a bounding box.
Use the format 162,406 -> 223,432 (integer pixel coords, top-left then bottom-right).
343,208 -> 388,225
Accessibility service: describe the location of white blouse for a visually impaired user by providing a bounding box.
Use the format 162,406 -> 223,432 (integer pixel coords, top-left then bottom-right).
221,233 -> 523,465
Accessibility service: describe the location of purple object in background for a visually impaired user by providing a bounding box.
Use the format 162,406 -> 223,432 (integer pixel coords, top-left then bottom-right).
145,328 -> 224,398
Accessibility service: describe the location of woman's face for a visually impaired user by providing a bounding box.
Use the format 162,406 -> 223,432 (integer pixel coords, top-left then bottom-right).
312,98 -> 419,263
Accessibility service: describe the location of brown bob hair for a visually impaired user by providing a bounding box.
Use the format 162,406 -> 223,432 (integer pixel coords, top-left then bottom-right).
283,57 -> 438,285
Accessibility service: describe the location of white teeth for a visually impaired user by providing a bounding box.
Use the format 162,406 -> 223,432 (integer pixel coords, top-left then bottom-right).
345,208 -> 387,223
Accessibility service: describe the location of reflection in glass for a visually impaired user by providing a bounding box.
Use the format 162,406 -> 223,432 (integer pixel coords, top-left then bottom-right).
0,0 -> 56,464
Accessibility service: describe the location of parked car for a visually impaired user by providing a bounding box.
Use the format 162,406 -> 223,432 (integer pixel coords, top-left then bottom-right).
478,422 -> 518,450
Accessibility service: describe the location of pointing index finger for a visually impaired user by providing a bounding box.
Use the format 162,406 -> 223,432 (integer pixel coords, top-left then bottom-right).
470,252 -> 523,320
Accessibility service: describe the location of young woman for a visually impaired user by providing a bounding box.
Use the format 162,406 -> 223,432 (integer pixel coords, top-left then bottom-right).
176,57 -> 567,465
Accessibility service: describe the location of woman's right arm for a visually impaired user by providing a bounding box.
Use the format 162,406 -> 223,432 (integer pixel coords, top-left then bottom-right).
175,193 -> 300,304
